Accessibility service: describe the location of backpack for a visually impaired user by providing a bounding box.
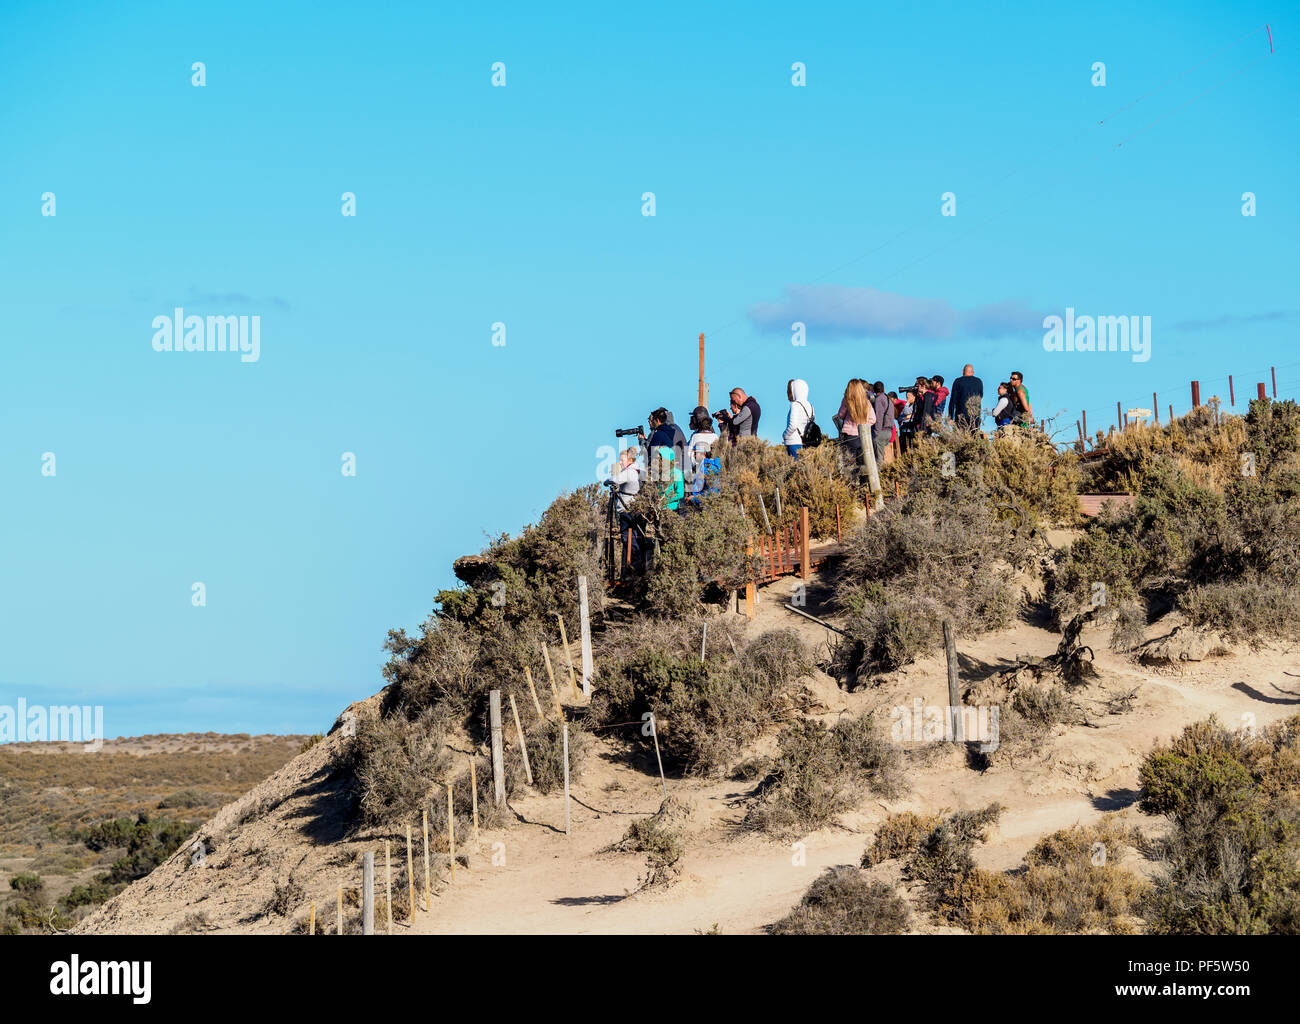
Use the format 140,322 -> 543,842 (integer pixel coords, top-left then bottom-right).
798,401 -> 824,448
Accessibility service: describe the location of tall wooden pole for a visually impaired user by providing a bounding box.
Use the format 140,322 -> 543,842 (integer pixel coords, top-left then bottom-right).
1258,382 -> 1267,400
509,692 -> 533,785
489,689 -> 506,807
1191,380 -> 1201,408
1153,393 -> 1159,424
1272,366 -> 1277,398
577,575 -> 594,697
943,620 -> 964,743
698,332 -> 706,409
1228,375 -> 1235,407
362,851 -> 374,935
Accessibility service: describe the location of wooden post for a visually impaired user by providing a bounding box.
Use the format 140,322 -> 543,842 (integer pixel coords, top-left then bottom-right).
942,620 -> 964,743
406,823 -> 415,923
556,613 -> 580,700
700,622 -> 707,662
1228,375 -> 1235,407
799,507 -> 811,581
894,479 -> 901,500
422,810 -> 430,911
523,665 -> 544,720
1076,420 -> 1083,445
469,756 -> 480,841
698,332 -> 706,408
562,722 -> 571,836
509,692 -> 533,785
385,841 -> 392,935
744,538 -> 755,619
1258,382 -> 1267,400
542,644 -> 564,720
860,428 -> 882,510
446,783 -> 456,880
577,575 -> 594,697
1168,404 -> 1173,423
835,503 -> 842,542
1081,409 -> 1087,438
1116,400 -> 1122,430
758,493 -> 772,535
489,689 -> 506,807
649,712 -> 667,798
338,882 -> 343,935
1191,380 -> 1200,408
1153,393 -> 1159,424
1272,366 -> 1277,398
362,851 -> 374,935
308,902 -> 315,935
1123,412 -> 1128,431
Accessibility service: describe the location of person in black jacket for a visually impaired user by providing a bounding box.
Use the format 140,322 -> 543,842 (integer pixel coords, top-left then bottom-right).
642,408 -> 688,484
946,364 -> 984,431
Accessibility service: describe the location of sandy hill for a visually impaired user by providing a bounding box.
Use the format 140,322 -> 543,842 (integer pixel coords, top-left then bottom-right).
73,565 -> 1300,935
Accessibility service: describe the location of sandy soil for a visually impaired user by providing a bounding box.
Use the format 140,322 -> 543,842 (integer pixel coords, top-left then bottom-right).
74,571 -> 1300,935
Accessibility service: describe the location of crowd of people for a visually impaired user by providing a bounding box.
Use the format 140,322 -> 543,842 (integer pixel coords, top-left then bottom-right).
605,367 -> 1037,575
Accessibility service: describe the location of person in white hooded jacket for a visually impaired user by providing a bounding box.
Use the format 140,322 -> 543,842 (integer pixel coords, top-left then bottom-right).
783,378 -> 813,458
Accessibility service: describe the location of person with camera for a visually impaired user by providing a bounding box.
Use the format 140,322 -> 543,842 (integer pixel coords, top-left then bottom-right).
714,388 -> 760,446
608,445 -> 643,570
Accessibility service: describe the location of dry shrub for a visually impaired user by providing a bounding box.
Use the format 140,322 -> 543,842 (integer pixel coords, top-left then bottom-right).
770,867 -> 911,934
744,714 -> 904,838
831,484 -> 1024,682
1139,714 -> 1300,934
1051,406 -> 1300,644
591,628 -> 812,776
349,711 -> 450,828
715,437 -> 860,538
641,495 -> 758,618
1179,576 -> 1300,640
862,811 -> 942,867
1091,405 -> 1249,494
881,426 -> 1081,527
866,806 -> 1154,934
613,796 -> 690,889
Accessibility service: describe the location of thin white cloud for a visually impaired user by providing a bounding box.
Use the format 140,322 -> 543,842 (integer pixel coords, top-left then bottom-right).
748,284 -> 1044,340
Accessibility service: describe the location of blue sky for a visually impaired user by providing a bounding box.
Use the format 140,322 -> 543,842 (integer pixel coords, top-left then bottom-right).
2,1 -> 1296,738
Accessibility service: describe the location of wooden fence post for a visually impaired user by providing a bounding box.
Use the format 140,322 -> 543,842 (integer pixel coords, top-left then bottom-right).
799,507 -> 811,581
422,811 -> 430,911
446,783 -> 456,880
860,429 -> 883,511
1272,366 -> 1277,398
1191,380 -> 1201,408
385,841 -> 392,935
1153,394 -> 1159,425
556,613 -> 580,700
523,665 -> 544,720
650,712 -> 667,799
1168,403 -> 1173,423
578,575 -> 594,697
542,645 -> 564,720
489,689 -> 506,807
835,503 -> 842,542
362,851 -> 374,935
1116,400 -> 1122,431
1228,375 -> 1235,407
744,538 -> 755,619
1081,409 -> 1087,438
509,691 -> 533,785
406,823 -> 415,923
469,756 -> 480,841
562,722 -> 571,836
943,620 -> 964,743
1258,382 -> 1267,400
